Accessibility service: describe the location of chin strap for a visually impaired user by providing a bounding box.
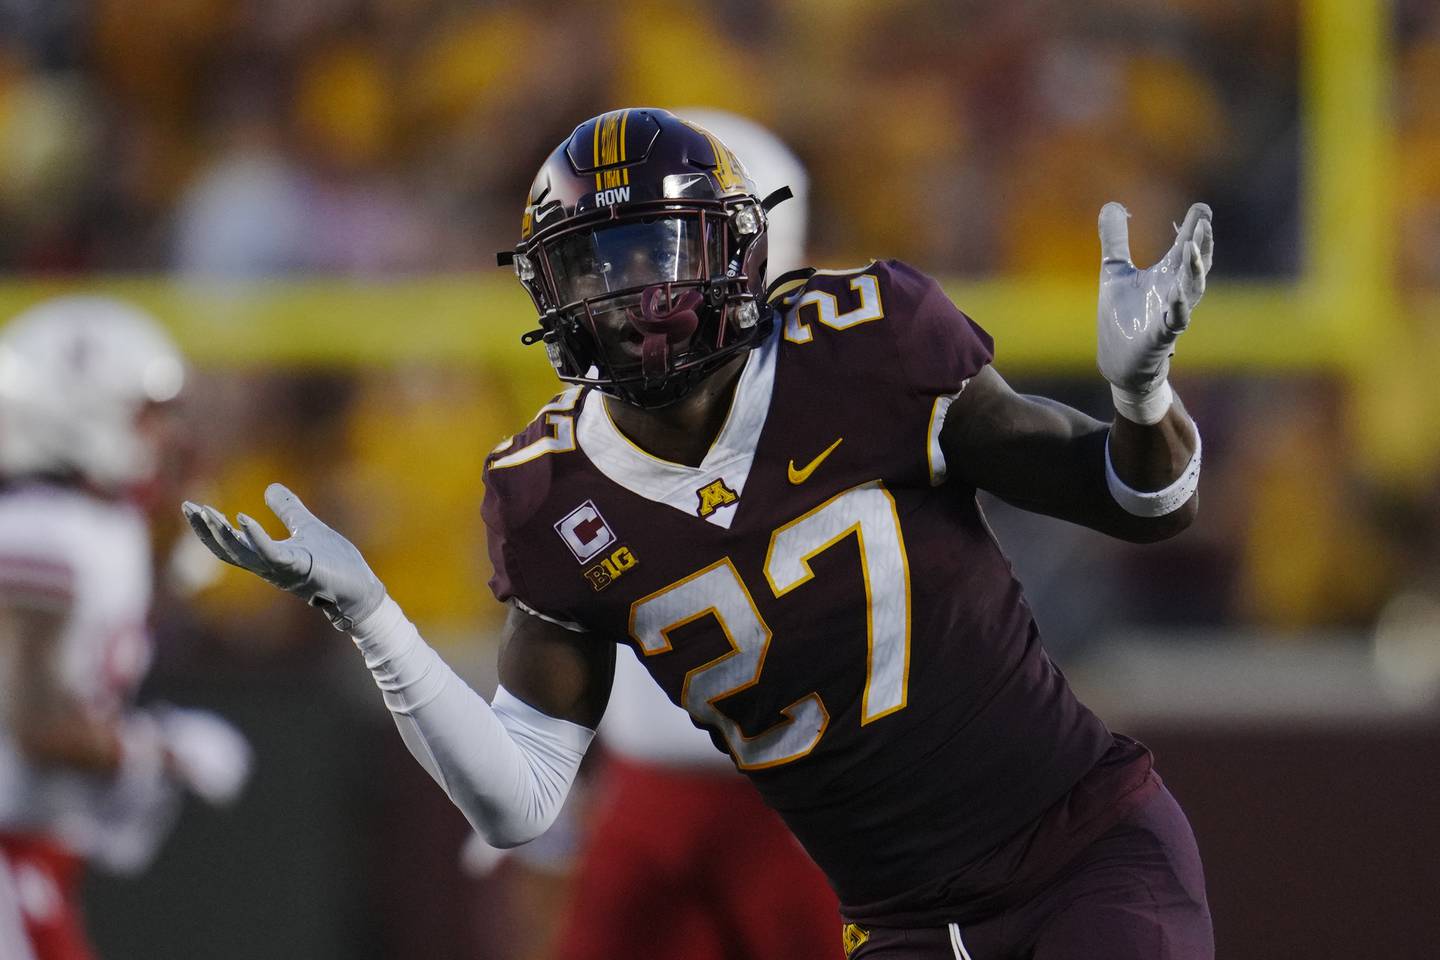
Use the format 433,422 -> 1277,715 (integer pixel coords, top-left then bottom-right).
630,285 -> 703,381
761,186 -> 793,212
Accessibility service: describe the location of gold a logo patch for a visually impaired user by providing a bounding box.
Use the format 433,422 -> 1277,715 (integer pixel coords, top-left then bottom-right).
695,478 -> 739,518
841,922 -> 870,956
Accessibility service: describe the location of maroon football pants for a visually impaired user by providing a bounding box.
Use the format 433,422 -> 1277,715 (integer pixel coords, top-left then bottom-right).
845,783 -> 1213,960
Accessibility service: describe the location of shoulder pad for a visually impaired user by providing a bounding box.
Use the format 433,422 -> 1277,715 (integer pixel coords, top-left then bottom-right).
483,386 -> 585,531
775,261 -> 889,345
486,386 -> 583,473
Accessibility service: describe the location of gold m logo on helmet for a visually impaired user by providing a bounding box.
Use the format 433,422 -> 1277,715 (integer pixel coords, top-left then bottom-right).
681,121 -> 748,194
695,478 -> 739,518
710,138 -> 747,192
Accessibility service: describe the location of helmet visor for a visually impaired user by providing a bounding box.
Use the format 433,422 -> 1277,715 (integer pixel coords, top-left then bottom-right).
545,217 -> 715,306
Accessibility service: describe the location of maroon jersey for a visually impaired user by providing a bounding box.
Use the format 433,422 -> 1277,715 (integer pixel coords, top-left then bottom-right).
483,260 -> 1154,924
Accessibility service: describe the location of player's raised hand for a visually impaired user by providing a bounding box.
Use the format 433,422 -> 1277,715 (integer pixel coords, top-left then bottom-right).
181,483 -> 386,631
1096,201 -> 1213,423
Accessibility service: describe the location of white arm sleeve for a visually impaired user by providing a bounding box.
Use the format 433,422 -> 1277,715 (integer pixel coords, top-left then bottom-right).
349,597 -> 594,847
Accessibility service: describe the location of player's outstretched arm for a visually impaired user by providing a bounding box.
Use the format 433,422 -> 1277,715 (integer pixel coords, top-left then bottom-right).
941,202 -> 1212,542
940,367 -> 1195,542
182,485 -> 612,846
497,606 -> 615,729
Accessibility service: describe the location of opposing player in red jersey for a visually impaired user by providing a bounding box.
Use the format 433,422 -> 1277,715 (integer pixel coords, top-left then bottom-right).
186,108 -> 1215,959
0,298 -> 252,960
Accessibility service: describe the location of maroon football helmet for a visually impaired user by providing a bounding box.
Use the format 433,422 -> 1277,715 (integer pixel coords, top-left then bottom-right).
500,108 -> 789,408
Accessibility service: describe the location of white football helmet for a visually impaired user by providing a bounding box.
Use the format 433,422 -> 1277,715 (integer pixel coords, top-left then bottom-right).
0,296 -> 185,491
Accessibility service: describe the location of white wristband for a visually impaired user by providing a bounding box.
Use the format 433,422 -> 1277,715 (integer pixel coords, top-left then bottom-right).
1105,427 -> 1202,518
1111,380 -> 1174,425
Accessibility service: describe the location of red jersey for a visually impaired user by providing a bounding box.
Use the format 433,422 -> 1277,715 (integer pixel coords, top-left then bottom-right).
482,260 -> 1155,925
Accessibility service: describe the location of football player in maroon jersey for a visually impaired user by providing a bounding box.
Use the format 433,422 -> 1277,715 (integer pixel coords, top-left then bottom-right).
185,108 -> 1214,959
545,108 -> 841,960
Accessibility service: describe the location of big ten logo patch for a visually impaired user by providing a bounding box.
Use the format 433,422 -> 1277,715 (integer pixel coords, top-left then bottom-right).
554,500 -> 616,563
584,546 -> 638,592
695,478 -> 739,518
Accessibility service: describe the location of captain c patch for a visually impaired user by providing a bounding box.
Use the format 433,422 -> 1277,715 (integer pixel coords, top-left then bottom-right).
554,500 -> 615,563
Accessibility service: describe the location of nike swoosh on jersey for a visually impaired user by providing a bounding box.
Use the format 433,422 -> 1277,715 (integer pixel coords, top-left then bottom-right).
788,438 -> 843,484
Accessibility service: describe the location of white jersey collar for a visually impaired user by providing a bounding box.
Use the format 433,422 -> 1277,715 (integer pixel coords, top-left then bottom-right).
577,330 -> 778,529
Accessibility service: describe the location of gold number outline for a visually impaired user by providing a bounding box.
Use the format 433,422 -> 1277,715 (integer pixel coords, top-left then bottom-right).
629,558 -> 829,770
627,480 -> 912,768
764,482 -> 912,725
783,274 -> 885,344
489,387 -> 582,470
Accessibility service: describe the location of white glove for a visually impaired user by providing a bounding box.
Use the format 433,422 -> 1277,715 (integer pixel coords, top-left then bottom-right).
182,483 -> 386,631
154,706 -> 253,807
1096,201 -> 1214,424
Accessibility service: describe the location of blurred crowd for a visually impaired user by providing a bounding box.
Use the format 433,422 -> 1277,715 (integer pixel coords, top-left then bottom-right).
1,0 -> 1437,649
0,0 -> 1305,277
1398,0 -> 1440,289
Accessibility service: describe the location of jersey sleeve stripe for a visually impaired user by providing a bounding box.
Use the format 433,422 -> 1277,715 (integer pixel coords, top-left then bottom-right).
511,598 -> 588,633
0,556 -> 76,603
926,383 -> 967,487
0,555 -> 73,577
